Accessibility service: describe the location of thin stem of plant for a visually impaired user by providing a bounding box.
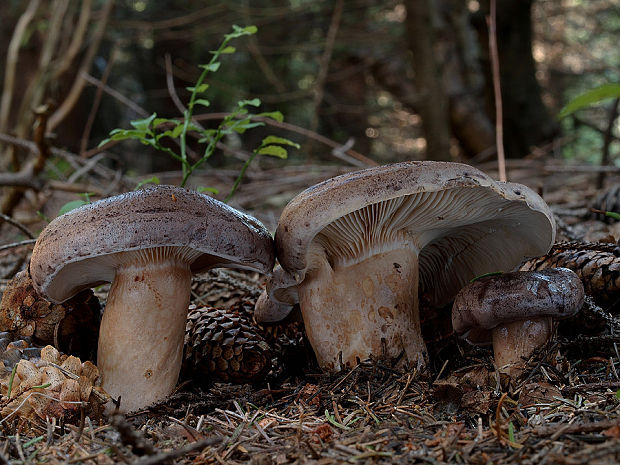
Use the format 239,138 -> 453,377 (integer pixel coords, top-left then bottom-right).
80,42 -> 119,157
488,0 -> 507,182
310,0 -> 344,134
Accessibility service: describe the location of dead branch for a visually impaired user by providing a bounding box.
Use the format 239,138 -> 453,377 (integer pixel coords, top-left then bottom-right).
194,112 -> 377,167
80,42 -> 119,157
1,104 -> 54,215
0,0 -> 40,135
51,0 -> 93,80
488,0 -> 506,182
0,213 -> 35,239
80,72 -> 149,119
0,239 -> 37,252
48,0 -> 115,131
14,0 -> 69,133
0,132 -> 126,195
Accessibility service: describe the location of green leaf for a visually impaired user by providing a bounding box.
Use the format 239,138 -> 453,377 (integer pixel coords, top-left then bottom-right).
58,199 -> 89,216
106,129 -> 148,141
129,113 -> 157,131
508,422 -> 516,444
605,211 -> 620,220
241,25 -> 258,34
261,135 -> 300,148
616,389 -> 620,399
135,176 -> 160,189
258,110 -> 284,122
257,145 -> 288,158
98,137 -> 111,147
227,25 -> 258,39
187,84 -> 209,93
199,62 -> 220,72
31,383 -> 52,389
230,119 -> 264,133
324,409 -> 351,430
153,117 -> 178,128
238,98 -> 261,107
558,83 -> 620,118
220,46 -> 236,54
197,186 -> 219,194
193,98 -> 211,108
158,125 -> 184,140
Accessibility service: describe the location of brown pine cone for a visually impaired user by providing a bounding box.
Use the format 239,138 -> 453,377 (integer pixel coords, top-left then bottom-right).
0,270 -> 101,360
0,332 -> 42,377
519,241 -> 620,308
0,345 -> 109,425
183,303 -> 272,384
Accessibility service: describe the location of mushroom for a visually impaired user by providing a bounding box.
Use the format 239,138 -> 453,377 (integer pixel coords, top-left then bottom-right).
255,161 -> 555,371
29,185 -> 274,412
451,267 -> 584,376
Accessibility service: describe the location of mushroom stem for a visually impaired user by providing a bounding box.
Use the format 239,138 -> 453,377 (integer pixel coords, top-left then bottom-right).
297,247 -> 426,371
98,256 -> 192,413
492,317 -> 553,375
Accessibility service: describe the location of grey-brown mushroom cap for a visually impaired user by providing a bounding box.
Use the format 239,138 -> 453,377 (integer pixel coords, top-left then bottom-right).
272,161 -> 556,308
451,268 -> 585,344
30,185 -> 275,303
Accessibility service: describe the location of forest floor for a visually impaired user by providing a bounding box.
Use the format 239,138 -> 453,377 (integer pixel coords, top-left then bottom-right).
0,157 -> 619,464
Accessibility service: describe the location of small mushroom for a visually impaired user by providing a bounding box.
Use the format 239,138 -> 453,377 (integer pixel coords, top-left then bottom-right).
452,268 -> 584,376
256,161 -> 556,371
29,185 -> 274,412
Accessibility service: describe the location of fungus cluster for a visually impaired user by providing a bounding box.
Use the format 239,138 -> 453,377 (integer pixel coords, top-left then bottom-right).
28,161 -> 579,413
256,161 -> 557,371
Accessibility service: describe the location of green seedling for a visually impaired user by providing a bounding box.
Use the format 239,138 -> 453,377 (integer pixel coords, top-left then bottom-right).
100,25 -> 298,199
57,192 -> 95,216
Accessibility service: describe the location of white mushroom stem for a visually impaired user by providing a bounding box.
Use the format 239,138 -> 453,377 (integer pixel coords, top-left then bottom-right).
98,249 -> 197,413
297,247 -> 426,371
492,317 -> 553,375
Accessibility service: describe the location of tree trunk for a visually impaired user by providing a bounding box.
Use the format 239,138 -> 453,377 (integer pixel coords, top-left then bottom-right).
404,0 -> 452,161
474,0 -> 558,158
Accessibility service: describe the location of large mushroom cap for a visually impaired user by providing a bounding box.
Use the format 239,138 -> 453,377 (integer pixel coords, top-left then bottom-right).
30,185 -> 274,303
267,161 -> 555,314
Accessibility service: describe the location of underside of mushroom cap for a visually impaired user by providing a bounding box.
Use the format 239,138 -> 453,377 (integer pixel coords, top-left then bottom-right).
30,185 -> 275,303
271,161 -> 555,310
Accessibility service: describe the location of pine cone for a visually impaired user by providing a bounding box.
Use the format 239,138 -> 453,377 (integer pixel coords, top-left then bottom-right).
0,270 -> 100,360
0,345 -> 109,424
0,332 -> 42,378
519,241 -> 620,308
184,303 -> 272,384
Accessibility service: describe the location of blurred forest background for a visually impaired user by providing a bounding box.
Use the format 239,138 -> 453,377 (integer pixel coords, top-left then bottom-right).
0,0 -> 618,231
